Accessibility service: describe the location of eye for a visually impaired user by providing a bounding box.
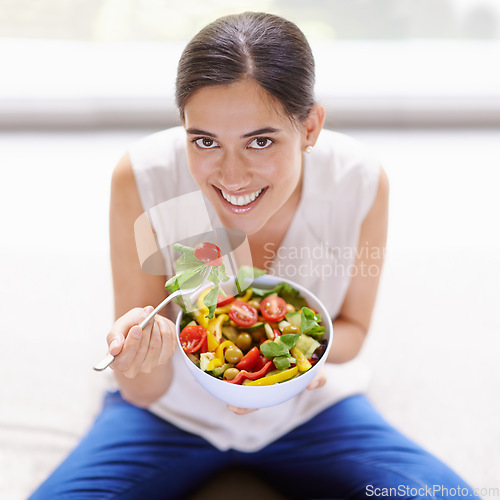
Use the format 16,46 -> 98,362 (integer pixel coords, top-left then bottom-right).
249,137 -> 273,150
193,137 -> 220,149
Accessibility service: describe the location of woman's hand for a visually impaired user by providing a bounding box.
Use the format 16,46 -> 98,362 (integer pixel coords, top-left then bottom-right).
107,306 -> 177,379
306,368 -> 327,390
226,368 -> 327,415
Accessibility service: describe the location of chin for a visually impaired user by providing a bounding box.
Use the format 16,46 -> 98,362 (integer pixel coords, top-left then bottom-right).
213,209 -> 263,236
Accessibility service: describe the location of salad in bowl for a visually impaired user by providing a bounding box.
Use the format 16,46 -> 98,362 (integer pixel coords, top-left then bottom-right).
167,244 -> 332,408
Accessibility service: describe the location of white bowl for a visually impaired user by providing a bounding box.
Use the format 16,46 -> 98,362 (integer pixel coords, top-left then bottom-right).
175,274 -> 333,409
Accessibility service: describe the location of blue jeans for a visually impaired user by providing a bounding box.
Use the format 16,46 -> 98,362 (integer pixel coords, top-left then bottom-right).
29,392 -> 478,499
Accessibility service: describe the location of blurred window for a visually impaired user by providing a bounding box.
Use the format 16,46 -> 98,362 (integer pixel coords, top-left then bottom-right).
0,0 -> 499,42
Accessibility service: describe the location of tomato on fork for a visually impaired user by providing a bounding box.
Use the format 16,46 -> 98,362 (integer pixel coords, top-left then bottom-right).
194,242 -> 223,267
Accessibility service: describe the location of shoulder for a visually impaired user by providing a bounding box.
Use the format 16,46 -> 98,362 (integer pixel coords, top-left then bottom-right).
313,129 -> 380,180
306,129 -> 384,223
128,126 -> 186,173
110,153 -> 142,217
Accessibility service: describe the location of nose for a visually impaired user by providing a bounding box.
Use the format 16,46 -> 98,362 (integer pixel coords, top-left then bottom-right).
217,150 -> 252,192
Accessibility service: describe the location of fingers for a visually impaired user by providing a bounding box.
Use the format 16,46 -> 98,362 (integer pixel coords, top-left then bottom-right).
108,307 -> 177,378
140,313 -> 162,373
307,368 -> 327,390
156,315 -> 177,365
112,306 -> 153,378
227,405 -> 258,415
109,337 -> 124,357
106,307 -> 145,356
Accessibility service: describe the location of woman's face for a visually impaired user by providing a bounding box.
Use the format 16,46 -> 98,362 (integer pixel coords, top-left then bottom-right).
183,79 -> 308,236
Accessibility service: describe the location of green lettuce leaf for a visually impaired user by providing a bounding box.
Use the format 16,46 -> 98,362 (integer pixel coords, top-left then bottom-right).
203,286 -> 220,319
259,334 -> 299,359
273,355 -> 291,370
278,283 -> 308,310
260,341 -> 289,358
165,244 -> 261,321
278,334 -> 300,349
236,266 -> 266,293
208,263 -> 231,286
300,307 -> 326,337
172,243 -> 202,272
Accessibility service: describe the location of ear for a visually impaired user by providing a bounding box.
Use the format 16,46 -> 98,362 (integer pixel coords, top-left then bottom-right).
301,103 -> 325,151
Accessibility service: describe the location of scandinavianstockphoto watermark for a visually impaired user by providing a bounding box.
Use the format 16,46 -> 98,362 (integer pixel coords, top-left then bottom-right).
263,242 -> 386,280
365,483 -> 498,498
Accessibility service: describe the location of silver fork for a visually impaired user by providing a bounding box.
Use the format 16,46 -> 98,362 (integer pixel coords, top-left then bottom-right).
93,274 -> 212,372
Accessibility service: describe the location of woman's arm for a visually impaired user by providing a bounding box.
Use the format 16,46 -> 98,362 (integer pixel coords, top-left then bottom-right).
107,153 -> 176,407
327,166 -> 389,364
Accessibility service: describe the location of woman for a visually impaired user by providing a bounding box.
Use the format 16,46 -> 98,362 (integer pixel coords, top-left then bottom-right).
30,12 -> 477,499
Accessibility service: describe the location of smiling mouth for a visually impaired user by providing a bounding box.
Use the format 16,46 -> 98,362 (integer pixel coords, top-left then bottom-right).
219,187 -> 265,207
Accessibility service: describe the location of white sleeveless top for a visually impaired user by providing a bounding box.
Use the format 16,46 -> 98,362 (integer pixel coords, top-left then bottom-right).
128,126 -> 380,452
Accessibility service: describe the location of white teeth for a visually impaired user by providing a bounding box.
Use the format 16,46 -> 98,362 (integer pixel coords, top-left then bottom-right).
221,188 -> 263,206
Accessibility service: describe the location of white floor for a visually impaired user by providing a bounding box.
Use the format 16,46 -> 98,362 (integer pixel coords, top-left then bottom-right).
0,128 -> 499,499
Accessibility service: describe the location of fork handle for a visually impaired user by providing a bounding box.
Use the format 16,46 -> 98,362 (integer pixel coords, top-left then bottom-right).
138,293 -> 175,329
93,353 -> 115,372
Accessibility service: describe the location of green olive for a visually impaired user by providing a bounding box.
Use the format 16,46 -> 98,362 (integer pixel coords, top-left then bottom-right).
223,367 -> 240,380
251,328 -> 265,342
248,299 -> 261,309
286,303 -> 296,313
236,332 -> 252,351
282,325 -> 300,335
224,345 -> 243,364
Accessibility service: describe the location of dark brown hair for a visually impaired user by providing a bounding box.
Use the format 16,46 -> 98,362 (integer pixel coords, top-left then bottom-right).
175,12 -> 315,123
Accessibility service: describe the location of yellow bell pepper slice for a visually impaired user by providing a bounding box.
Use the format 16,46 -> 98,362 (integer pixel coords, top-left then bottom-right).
206,331 -> 220,352
196,287 -> 213,310
207,314 -> 228,343
245,365 -> 299,386
290,347 -> 312,372
195,312 -> 209,329
206,357 -> 224,371
239,288 -> 253,302
214,304 -> 232,315
195,287 -> 213,328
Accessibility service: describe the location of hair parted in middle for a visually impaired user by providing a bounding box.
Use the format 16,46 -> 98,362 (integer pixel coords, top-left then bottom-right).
175,11 -> 316,124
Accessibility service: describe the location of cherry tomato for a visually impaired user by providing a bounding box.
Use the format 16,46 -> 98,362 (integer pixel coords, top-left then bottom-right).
194,242 -> 223,267
179,325 -> 207,353
228,300 -> 258,328
217,294 -> 235,307
199,336 -> 209,354
259,296 -> 288,323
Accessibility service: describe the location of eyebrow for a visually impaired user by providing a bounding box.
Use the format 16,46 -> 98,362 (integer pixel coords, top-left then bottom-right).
185,127 -> 281,139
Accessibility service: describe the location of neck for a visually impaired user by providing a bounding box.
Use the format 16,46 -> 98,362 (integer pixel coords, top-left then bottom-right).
246,173 -> 303,269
